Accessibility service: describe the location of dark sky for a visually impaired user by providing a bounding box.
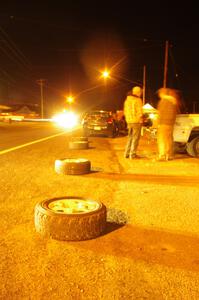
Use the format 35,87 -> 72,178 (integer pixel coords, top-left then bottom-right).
0,1 -> 198,114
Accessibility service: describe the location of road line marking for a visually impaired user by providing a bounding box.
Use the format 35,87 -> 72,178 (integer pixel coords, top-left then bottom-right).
0,131 -> 67,155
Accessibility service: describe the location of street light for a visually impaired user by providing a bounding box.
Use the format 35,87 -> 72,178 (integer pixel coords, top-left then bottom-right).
101,70 -> 110,79
66,96 -> 74,104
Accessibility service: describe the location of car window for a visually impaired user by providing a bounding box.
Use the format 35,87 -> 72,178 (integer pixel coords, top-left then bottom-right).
87,111 -> 110,118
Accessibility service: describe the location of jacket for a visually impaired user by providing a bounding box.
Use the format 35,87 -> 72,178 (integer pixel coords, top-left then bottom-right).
157,97 -> 179,125
124,95 -> 143,124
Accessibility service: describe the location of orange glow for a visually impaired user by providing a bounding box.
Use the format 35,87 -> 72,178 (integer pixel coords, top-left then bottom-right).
66,96 -> 74,104
101,70 -> 110,79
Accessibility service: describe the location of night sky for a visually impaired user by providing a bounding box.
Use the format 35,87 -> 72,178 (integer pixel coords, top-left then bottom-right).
0,1 -> 198,115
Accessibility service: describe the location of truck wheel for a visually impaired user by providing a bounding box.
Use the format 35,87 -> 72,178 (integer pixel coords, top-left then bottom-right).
186,137 -> 199,157
55,158 -> 91,175
34,197 -> 107,241
68,141 -> 89,150
174,142 -> 186,154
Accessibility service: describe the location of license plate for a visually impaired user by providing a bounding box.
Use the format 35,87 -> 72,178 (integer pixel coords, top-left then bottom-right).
94,126 -> 101,130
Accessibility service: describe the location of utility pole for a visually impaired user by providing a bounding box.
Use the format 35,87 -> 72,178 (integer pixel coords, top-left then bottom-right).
143,65 -> 146,105
163,40 -> 169,88
36,79 -> 45,118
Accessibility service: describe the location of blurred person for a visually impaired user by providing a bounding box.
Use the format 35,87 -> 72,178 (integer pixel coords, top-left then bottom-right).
123,86 -> 143,158
156,88 -> 181,161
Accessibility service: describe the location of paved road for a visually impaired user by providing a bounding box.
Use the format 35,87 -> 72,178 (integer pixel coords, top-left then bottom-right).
0,121 -> 68,151
0,121 -> 199,299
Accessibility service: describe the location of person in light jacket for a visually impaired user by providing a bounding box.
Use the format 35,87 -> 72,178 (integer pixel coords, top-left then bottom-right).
124,86 -> 143,158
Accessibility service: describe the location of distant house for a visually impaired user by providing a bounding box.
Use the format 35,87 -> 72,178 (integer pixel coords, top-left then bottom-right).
13,105 -> 39,118
0,104 -> 39,118
0,104 -> 39,122
0,104 -> 11,110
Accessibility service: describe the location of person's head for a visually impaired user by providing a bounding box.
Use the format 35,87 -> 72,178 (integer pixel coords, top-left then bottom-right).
157,88 -> 181,105
157,88 -> 179,98
132,86 -> 142,97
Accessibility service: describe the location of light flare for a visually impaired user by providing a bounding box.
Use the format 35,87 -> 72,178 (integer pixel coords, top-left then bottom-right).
52,111 -> 78,129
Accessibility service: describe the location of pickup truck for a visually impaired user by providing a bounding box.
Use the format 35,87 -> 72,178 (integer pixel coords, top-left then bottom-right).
173,114 -> 199,157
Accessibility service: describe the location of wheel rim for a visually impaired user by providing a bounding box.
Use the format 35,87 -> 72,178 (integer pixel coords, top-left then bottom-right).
48,198 -> 100,214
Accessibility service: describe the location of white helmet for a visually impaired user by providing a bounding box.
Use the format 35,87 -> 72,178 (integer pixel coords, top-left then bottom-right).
132,86 -> 142,97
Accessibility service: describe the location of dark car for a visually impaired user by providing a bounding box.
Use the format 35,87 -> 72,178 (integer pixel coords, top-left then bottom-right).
82,110 -> 119,137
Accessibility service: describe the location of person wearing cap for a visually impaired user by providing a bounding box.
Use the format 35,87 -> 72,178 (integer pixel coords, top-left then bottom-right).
123,86 -> 143,158
156,88 -> 181,161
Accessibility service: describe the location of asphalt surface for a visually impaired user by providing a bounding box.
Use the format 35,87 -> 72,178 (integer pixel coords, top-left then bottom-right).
0,121 -> 199,300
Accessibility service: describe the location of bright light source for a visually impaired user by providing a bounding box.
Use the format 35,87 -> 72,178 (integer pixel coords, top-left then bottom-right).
149,113 -> 158,120
149,113 -> 154,119
52,111 -> 78,129
102,70 -> 110,79
66,96 -> 74,104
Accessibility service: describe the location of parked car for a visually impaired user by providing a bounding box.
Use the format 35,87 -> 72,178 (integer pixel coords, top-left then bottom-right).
82,110 -> 119,137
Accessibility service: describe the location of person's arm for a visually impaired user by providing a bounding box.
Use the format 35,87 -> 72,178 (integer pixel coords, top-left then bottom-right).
137,98 -> 143,122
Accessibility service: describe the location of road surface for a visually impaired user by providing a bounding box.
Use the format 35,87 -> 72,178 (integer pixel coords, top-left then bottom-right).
0,121 -> 199,300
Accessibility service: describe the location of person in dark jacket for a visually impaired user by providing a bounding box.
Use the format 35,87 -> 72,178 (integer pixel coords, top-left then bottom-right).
123,86 -> 143,158
156,88 -> 181,161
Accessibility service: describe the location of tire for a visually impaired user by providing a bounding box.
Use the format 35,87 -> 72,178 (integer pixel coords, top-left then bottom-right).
174,142 -> 186,154
68,141 -> 89,150
71,136 -> 88,142
83,128 -> 89,137
34,197 -> 107,241
186,137 -> 199,157
55,158 -> 91,175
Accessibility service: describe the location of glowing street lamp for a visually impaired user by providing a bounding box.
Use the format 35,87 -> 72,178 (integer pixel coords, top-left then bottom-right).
66,96 -> 74,104
101,69 -> 110,79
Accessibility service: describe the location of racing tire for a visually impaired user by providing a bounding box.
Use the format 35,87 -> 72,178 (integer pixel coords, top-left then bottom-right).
83,128 -> 89,137
34,197 -> 107,241
186,137 -> 199,157
71,136 -> 88,142
55,158 -> 91,175
68,140 -> 89,150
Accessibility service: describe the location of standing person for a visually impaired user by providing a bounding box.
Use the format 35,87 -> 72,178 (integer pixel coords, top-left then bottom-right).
124,86 -> 143,158
156,88 -> 181,161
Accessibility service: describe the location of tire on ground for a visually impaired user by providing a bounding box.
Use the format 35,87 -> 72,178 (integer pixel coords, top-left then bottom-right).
69,140 -> 89,150
186,137 -> 199,157
34,197 -> 107,241
71,136 -> 88,142
55,158 -> 91,175
83,128 -> 89,137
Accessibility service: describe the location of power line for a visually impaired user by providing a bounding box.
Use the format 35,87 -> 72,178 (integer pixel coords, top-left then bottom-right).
0,25 -> 32,68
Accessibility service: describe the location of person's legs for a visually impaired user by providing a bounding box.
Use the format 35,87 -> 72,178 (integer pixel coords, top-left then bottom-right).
124,126 -> 133,158
165,125 -> 174,160
157,125 -> 167,159
157,125 -> 174,160
130,123 -> 142,157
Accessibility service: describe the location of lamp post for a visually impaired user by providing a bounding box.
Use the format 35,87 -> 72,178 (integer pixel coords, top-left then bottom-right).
142,65 -> 146,106
163,40 -> 169,88
36,79 -> 45,118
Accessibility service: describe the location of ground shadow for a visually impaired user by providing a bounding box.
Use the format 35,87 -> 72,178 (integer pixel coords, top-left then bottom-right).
86,171 -> 199,186
74,223 -> 199,272
103,222 -> 124,235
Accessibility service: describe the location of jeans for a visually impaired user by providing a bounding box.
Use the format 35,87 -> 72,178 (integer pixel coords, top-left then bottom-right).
124,123 -> 142,157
